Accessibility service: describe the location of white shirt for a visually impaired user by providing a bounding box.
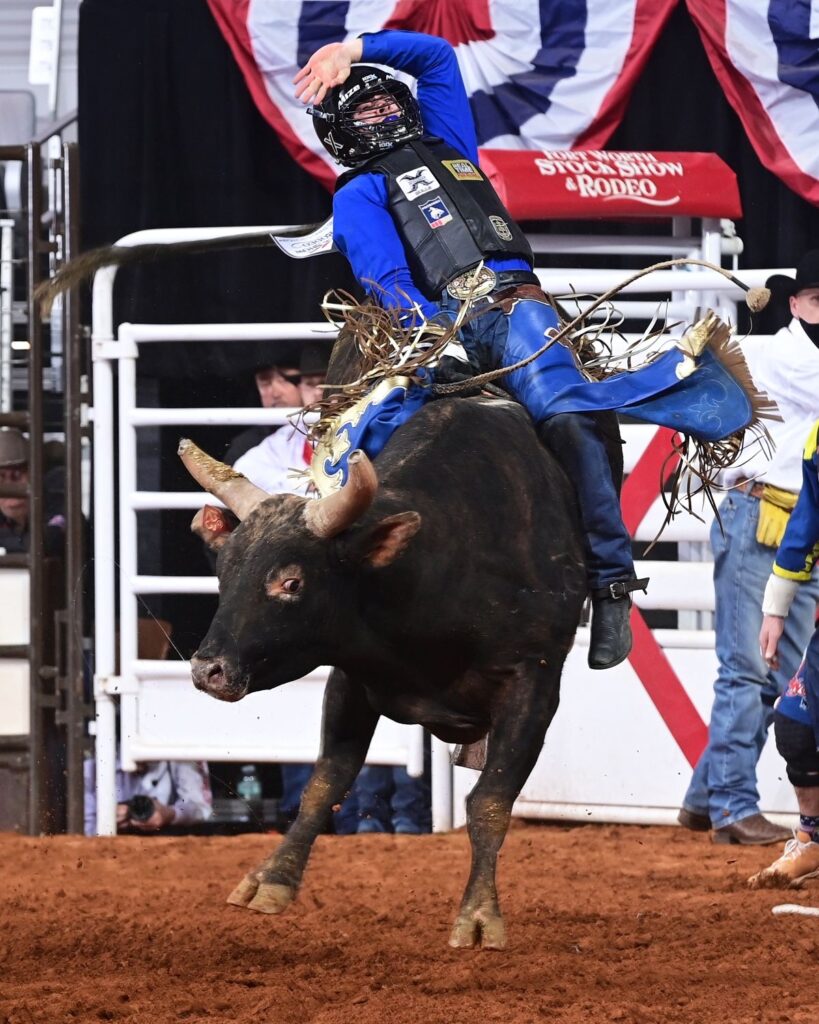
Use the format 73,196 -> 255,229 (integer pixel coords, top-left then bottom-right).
234,420 -> 313,497
83,758 -> 213,835
720,319 -> 819,492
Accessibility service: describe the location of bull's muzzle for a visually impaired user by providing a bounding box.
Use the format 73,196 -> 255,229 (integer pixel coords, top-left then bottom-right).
190,655 -> 247,702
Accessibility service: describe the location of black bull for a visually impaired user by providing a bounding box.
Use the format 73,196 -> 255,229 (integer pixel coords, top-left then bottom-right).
184,392 -> 623,949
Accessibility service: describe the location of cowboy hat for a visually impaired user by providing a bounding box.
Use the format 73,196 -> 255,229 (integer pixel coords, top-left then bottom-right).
765,249 -> 819,297
0,429 -> 27,469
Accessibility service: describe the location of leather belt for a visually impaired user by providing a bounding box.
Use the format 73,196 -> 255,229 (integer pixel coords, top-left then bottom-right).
446,267 -> 540,301
490,270 -> 540,290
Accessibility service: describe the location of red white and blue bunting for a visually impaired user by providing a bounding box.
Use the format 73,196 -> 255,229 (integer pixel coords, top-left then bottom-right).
688,0 -> 819,205
207,0 -> 677,189
207,0 -> 819,203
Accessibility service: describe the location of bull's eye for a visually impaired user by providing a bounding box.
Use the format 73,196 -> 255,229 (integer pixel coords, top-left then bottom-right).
265,564 -> 305,601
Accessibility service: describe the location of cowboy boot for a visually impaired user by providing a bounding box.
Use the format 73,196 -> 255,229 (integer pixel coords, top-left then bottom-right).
588,579 -> 647,670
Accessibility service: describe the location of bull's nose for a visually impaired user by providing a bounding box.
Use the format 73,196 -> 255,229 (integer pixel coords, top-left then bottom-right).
191,655 -> 225,692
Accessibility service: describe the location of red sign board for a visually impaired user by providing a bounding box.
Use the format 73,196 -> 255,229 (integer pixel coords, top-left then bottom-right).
478,150 -> 742,221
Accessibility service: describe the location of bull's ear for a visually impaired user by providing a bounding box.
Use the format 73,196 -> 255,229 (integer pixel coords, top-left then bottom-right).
344,512 -> 421,569
192,504 -> 238,551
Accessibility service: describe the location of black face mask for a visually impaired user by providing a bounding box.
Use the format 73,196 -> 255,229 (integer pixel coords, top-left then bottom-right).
799,318 -> 819,348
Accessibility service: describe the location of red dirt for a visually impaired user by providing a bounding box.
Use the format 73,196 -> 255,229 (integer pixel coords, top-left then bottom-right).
1,822 -> 816,1024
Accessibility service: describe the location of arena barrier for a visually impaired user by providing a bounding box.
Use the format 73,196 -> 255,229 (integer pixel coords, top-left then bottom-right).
90,226 -> 798,836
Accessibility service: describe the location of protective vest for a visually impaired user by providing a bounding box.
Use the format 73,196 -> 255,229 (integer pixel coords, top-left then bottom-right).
337,138 -> 533,299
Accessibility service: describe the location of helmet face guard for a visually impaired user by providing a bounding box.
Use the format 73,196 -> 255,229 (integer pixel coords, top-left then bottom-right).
310,65 -> 423,166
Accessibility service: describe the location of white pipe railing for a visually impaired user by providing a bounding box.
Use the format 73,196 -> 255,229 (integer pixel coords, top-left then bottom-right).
120,321 -> 336,343
91,262 -> 119,835
537,266 -> 776,294
0,221 -> 13,412
129,492 -> 224,511
117,347 -> 139,787
131,576 -> 218,595
127,408 -> 304,427
528,229 -> 744,258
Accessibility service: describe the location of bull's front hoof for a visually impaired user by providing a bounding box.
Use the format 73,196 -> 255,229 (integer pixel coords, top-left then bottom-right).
247,882 -> 296,915
226,873 -> 260,908
448,911 -> 507,950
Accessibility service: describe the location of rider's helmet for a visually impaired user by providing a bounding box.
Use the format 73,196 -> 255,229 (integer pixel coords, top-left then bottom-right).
309,65 -> 423,167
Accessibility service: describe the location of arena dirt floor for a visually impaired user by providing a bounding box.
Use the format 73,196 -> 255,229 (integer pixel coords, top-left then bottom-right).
1,821 -> 816,1024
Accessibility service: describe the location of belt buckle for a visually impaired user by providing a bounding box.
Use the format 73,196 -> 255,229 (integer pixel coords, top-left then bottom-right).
446,266 -> 497,301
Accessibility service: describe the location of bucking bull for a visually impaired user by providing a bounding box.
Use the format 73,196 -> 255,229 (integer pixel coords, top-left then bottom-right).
181,374 -> 598,950
38,240 -> 765,950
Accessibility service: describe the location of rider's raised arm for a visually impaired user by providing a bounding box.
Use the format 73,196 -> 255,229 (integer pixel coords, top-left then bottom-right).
360,30 -> 479,163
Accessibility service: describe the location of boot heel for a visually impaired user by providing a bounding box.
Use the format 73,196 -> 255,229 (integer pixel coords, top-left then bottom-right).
712,830 -> 738,845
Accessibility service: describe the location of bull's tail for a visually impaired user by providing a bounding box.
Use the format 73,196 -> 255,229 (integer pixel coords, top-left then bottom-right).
34,225 -> 322,315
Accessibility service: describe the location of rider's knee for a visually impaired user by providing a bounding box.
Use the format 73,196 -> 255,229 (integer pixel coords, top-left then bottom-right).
775,710 -> 819,787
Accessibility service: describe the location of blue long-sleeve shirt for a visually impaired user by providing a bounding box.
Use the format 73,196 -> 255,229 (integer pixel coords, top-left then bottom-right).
332,30 -> 528,318
773,419 -> 819,581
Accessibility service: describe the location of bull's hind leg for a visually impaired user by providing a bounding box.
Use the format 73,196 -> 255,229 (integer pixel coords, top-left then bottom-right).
449,658 -> 562,951
228,669 -> 378,915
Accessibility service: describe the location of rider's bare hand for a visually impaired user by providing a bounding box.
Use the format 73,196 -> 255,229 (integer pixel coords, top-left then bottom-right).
294,40 -> 363,104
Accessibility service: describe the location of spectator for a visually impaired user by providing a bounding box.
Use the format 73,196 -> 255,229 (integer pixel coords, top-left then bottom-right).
233,342 -> 331,493
0,428 -> 65,555
83,756 -> 213,835
223,349 -> 304,466
750,417 -> 819,886
679,250 -> 819,844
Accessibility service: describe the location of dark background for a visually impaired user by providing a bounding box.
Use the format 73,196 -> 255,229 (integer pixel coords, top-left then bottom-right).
77,0 -> 819,652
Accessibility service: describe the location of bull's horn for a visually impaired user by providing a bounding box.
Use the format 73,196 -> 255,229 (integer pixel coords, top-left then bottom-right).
178,438 -> 268,520
304,450 -> 377,538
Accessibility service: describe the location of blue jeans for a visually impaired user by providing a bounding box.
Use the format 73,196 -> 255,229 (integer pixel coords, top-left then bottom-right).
354,765 -> 431,834
280,764 -> 359,835
682,491 -> 819,827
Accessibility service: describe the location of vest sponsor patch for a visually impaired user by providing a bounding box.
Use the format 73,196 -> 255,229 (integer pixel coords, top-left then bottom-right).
419,196 -> 452,229
442,159 -> 482,181
489,215 -> 513,241
396,165 -> 440,200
